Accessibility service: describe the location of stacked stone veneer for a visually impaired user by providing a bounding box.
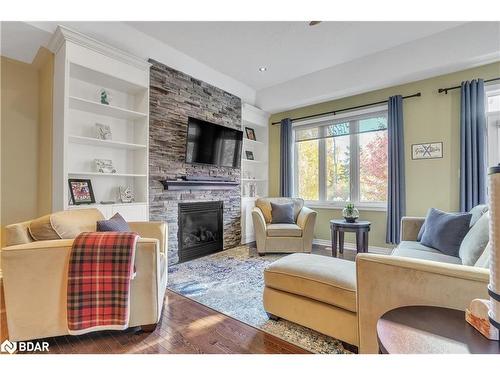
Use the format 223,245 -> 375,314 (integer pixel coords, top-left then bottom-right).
148,59 -> 242,265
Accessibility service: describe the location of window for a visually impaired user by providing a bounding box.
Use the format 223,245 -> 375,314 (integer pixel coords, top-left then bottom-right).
486,84 -> 500,168
293,106 -> 388,208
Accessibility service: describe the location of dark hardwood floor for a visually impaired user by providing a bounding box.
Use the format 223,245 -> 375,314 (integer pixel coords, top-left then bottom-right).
311,243 -> 358,261
0,280 -> 309,354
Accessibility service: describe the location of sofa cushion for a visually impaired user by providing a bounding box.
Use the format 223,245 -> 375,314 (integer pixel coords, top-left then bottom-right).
474,242 -> 491,268
459,211 -> 490,266
97,213 -> 131,232
469,204 -> 489,227
270,202 -> 295,224
392,247 -> 462,265
267,224 -> 302,237
29,208 -> 105,240
396,241 -> 442,254
264,253 -> 357,312
420,208 -> 472,257
256,197 -> 304,223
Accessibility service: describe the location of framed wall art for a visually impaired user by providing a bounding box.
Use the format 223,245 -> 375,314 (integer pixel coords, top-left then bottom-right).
411,142 -> 443,160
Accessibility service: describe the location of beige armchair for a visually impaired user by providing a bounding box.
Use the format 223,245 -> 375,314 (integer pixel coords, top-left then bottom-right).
1,208 -> 168,341
252,197 -> 317,254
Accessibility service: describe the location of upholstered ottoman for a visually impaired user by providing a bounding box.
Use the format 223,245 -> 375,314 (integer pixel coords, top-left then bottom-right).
263,253 -> 359,346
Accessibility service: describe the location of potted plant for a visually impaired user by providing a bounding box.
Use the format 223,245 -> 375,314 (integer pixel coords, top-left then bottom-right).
342,203 -> 359,223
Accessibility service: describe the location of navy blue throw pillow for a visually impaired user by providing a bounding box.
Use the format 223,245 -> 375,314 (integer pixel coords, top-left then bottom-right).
420,208 -> 472,257
271,202 -> 295,224
97,213 -> 131,232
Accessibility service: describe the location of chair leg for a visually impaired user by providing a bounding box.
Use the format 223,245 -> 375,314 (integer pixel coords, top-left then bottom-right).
266,312 -> 280,321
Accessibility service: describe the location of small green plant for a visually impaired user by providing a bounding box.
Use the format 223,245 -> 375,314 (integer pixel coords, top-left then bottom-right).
344,203 -> 355,215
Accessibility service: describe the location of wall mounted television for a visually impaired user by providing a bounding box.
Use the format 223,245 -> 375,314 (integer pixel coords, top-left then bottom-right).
185,117 -> 243,168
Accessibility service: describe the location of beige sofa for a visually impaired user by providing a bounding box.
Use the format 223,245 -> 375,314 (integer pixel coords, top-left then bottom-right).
252,197 -> 317,254
1,208 -> 168,341
263,206 -> 490,353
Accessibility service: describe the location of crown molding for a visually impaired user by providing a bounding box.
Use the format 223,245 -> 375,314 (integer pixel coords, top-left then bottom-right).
48,25 -> 150,70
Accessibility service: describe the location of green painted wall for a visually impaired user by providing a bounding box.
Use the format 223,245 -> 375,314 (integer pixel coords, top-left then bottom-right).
268,62 -> 500,248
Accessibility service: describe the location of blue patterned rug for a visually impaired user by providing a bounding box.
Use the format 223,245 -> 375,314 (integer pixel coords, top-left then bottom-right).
167,245 -> 349,353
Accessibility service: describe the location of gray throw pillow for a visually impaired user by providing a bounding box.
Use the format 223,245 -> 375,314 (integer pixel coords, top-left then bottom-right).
97,213 -> 131,232
459,212 -> 490,265
474,242 -> 491,268
271,202 -> 295,224
420,208 -> 472,257
469,204 -> 489,227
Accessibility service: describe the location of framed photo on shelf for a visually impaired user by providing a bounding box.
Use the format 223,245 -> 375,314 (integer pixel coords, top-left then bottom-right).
245,150 -> 255,160
68,179 -> 95,205
245,127 -> 256,141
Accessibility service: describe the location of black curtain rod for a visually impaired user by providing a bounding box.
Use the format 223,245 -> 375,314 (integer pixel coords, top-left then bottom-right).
438,77 -> 500,94
271,92 -> 421,125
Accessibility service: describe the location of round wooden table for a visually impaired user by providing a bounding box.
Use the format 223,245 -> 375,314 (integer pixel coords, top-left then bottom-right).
377,306 -> 500,354
330,220 -> 370,257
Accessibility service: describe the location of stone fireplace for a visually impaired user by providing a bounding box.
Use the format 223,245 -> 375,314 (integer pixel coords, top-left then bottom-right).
148,59 -> 242,265
178,201 -> 223,262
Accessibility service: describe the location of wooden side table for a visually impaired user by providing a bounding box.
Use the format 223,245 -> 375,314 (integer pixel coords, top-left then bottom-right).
377,306 -> 500,354
330,220 -> 371,257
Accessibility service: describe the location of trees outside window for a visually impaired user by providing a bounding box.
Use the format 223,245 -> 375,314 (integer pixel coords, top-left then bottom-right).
294,109 -> 388,207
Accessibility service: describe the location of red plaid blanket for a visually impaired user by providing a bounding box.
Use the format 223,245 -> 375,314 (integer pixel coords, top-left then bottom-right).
67,232 -> 138,335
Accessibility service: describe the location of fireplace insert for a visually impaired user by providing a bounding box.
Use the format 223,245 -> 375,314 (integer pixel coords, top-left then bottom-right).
178,201 -> 223,262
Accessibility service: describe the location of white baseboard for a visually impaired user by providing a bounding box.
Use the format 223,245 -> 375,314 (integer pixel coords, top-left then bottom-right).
313,238 -> 392,255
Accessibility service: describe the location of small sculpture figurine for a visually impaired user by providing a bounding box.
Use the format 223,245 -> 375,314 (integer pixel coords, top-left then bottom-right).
99,89 -> 111,105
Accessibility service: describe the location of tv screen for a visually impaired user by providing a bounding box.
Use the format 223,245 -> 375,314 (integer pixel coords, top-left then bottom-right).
185,117 -> 243,168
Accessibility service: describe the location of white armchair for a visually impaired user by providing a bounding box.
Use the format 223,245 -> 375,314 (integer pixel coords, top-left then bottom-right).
251,197 -> 317,254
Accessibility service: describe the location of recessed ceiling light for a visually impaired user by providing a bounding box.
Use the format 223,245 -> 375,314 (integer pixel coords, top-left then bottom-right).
258,67 -> 267,72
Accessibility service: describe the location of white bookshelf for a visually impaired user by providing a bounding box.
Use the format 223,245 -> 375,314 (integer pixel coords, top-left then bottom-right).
240,103 -> 270,244
49,26 -> 151,221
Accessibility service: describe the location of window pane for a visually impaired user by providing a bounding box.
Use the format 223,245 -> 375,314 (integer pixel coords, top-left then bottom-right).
359,116 -> 387,133
488,94 -> 500,112
359,130 -> 388,202
326,135 -> 350,202
296,139 -> 319,200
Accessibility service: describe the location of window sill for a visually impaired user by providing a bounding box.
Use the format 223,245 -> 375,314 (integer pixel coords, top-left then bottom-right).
304,201 -> 387,212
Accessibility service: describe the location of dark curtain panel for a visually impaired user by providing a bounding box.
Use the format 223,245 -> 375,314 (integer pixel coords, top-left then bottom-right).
460,79 -> 487,211
280,118 -> 293,197
386,95 -> 406,244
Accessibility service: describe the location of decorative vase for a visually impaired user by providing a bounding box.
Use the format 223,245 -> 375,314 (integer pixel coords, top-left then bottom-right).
342,203 -> 359,223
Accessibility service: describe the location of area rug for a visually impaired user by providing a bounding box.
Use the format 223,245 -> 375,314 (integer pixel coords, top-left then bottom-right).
167,245 -> 350,354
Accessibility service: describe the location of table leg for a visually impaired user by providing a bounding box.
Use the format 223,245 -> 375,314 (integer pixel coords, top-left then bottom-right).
356,231 -> 363,253
363,231 -> 369,253
331,228 -> 337,257
339,232 -> 344,254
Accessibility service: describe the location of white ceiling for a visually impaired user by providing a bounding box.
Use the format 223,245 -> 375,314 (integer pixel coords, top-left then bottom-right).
127,21 -> 465,90
1,21 -> 499,113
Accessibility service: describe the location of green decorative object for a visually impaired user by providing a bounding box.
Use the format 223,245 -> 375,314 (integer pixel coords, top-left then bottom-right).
99,88 -> 111,105
342,203 -> 359,223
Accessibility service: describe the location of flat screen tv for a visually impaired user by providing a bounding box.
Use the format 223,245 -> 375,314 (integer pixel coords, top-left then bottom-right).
185,117 -> 243,168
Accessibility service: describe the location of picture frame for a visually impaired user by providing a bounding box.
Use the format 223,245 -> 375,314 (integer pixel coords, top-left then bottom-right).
411,142 -> 443,160
95,159 -> 117,173
245,127 -> 256,141
68,179 -> 95,205
95,123 -> 112,140
245,150 -> 255,160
